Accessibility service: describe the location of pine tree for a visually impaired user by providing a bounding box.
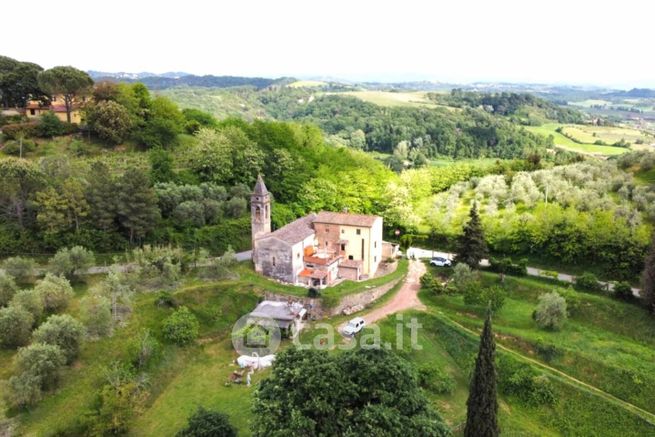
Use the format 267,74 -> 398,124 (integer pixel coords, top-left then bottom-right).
455,203 -> 488,268
642,235 -> 655,313
86,162 -> 117,231
116,167 -> 160,243
464,308 -> 499,437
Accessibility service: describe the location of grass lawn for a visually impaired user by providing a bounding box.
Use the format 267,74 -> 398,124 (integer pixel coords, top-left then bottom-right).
421,267 -> 655,417
336,91 -> 439,108
635,167 -> 655,185
287,80 -> 327,88
526,123 -> 629,156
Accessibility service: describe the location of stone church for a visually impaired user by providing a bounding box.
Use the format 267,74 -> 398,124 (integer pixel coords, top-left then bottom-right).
251,176 -> 385,287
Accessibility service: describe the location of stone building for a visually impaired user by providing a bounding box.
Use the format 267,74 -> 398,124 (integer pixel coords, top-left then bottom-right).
251,176 -> 384,287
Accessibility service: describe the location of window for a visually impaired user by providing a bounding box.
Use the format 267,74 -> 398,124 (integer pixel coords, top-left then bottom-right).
325,241 -> 328,247
356,229 -> 361,235
340,244 -> 345,251
272,257 -> 276,267
374,256 -> 377,262
348,255 -> 354,260
325,227 -> 329,233
255,206 -> 261,220
374,241 -> 377,248
297,253 -> 300,259
341,229 -> 344,234
29,109 -> 35,115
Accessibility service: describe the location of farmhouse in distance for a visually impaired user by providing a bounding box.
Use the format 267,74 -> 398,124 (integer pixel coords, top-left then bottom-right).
251,175 -> 396,287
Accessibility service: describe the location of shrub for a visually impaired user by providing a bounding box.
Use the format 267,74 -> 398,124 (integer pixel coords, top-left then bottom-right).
489,257 -> 527,276
162,306 -> 199,345
464,285 -> 507,312
10,288 -> 44,321
452,262 -> 477,292
417,364 -> 455,394
420,272 -> 446,294
1,122 -> 39,139
539,270 -> 559,280
155,291 -> 178,308
575,272 -> 603,292
2,256 -> 37,282
499,358 -> 556,406
6,343 -> 66,407
128,329 -> 160,370
32,314 -> 84,363
534,292 -> 567,330
80,293 -> 113,338
307,287 -> 320,298
34,273 -> 74,312
49,246 -> 95,279
612,281 -> 634,301
3,139 -> 37,156
176,407 -> 237,437
0,305 -> 34,347
0,271 -> 18,307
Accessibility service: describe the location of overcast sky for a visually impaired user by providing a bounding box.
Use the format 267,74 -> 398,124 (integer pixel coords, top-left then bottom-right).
3,0 -> 654,88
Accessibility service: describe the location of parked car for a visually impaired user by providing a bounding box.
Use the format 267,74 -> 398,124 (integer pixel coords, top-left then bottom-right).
343,317 -> 366,336
429,256 -> 452,267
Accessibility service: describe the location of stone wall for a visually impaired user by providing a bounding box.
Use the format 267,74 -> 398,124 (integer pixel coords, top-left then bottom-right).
256,238 -> 294,283
328,275 -> 404,316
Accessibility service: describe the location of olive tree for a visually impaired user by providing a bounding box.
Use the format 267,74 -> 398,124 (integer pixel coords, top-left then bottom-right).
80,292 -> 113,338
0,271 -> 18,307
10,288 -> 44,321
1,256 -> 37,282
0,305 -> 34,347
32,314 -> 84,363
49,246 -> 95,279
34,273 -> 74,312
534,292 -> 568,330
6,342 -> 66,407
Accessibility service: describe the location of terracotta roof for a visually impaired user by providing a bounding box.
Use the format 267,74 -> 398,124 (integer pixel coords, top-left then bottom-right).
314,211 -> 380,227
339,259 -> 362,269
253,174 -> 268,196
299,268 -> 328,279
304,253 -> 341,265
258,213 -> 316,244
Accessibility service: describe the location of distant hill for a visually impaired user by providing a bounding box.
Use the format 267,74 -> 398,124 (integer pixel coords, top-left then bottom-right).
89,72 -> 295,90
606,88 -> 655,98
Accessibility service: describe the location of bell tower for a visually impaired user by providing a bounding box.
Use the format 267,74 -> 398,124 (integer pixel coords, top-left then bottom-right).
251,175 -> 271,247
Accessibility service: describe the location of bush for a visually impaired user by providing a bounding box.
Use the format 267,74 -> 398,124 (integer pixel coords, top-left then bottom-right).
2,256 -> 37,282
6,342 -> 66,407
420,272 -> 446,294
34,273 -> 74,312
489,257 -> 527,276
307,287 -> 320,298
36,112 -> 78,137
10,288 -> 44,321
80,292 -> 113,337
452,262 -> 477,292
463,285 -> 507,312
127,329 -> 160,370
534,292 -> 567,330
1,122 -> 39,139
49,246 -> 95,279
32,314 -> 84,363
176,407 -> 237,437
162,306 -> 199,345
155,291 -> 178,308
499,358 -> 556,406
575,272 -> 603,292
0,270 -> 18,307
0,305 -> 34,347
3,139 -> 37,156
417,364 -> 455,394
612,281 -> 634,301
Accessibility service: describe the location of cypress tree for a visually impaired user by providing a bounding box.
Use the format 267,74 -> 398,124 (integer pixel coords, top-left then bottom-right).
642,235 -> 655,313
464,308 -> 499,437
455,203 -> 488,268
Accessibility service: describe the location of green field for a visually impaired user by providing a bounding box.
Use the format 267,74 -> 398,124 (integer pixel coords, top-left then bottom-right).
335,90 -> 439,108
287,80 -> 327,88
526,123 -> 630,155
561,124 -> 651,147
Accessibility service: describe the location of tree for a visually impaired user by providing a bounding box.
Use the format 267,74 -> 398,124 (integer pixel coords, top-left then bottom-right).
0,56 -> 47,107
85,161 -> 117,231
32,314 -> 84,363
37,66 -> 93,123
0,271 -> 19,307
80,292 -> 113,338
95,266 -> 133,323
253,347 -> 450,436
37,111 -> 66,137
534,292 -> 568,330
86,100 -> 133,144
7,343 -> 66,407
455,203 -> 488,268
452,262 -> 477,292
642,235 -> 655,313
150,147 -> 176,183
0,158 -> 45,228
116,167 -> 160,243
10,288 -> 44,321
49,246 -> 95,279
464,309 -> 499,437
136,96 -> 184,148
176,407 -> 237,437
34,273 -> 74,312
0,305 -> 34,347
162,306 -> 199,345
128,329 -> 160,370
